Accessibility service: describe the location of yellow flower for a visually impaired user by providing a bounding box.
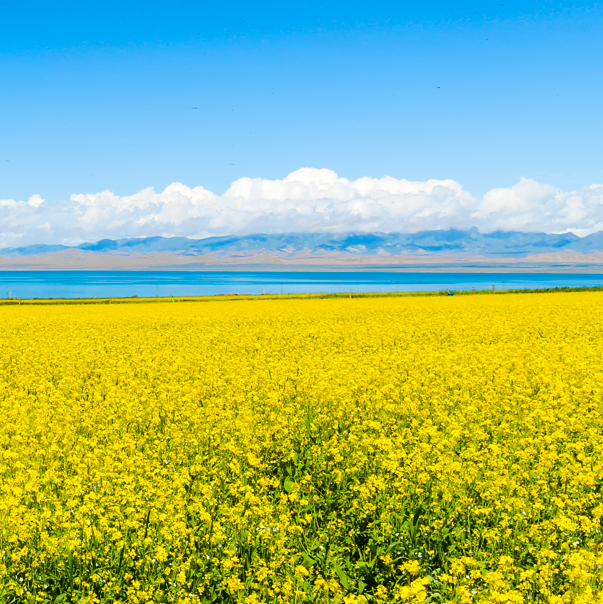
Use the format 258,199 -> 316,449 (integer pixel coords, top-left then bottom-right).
402,560 -> 422,575
2,292 -> 603,602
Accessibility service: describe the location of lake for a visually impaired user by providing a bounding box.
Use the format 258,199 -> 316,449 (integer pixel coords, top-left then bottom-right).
0,270 -> 602,299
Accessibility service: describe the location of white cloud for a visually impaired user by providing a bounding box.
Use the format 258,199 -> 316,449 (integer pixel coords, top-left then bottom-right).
1,169 -> 602,247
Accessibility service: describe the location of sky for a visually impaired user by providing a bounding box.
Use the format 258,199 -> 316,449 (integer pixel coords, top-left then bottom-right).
1,0 -> 602,245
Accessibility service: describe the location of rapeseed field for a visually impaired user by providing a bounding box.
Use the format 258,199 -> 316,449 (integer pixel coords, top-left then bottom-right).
1,293 -> 602,604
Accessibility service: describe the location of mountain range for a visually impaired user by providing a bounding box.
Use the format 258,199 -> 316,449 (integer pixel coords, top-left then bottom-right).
2,229 -> 603,268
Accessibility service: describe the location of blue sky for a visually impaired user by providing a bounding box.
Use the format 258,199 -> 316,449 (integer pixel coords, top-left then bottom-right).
0,1 -> 602,244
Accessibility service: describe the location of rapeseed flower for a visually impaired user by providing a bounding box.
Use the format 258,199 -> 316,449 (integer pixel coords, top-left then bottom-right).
0,293 -> 602,602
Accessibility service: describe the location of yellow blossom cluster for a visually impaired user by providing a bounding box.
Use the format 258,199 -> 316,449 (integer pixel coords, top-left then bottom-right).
1,292 -> 603,603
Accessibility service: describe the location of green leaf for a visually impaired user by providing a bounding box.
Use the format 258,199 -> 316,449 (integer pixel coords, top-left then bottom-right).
284,479 -> 294,493
333,561 -> 351,590
302,553 -> 316,567
66,548 -> 75,590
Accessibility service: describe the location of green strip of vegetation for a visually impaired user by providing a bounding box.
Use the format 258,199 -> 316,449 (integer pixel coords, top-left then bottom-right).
1,285 -> 603,305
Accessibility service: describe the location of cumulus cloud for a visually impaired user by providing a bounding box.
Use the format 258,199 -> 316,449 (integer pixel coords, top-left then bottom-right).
1,168 -> 603,247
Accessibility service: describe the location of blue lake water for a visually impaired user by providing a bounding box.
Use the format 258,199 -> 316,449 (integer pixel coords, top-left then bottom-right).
0,271 -> 602,299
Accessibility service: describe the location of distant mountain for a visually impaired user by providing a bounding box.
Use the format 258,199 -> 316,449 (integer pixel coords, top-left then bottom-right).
1,229 -> 603,261
0,244 -> 71,257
